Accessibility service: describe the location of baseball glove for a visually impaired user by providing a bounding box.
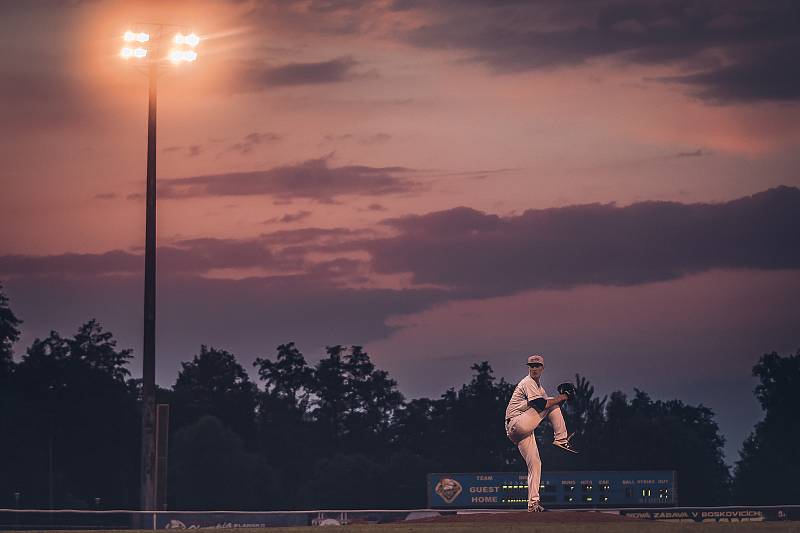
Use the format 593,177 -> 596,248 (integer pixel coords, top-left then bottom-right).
557,382 -> 576,401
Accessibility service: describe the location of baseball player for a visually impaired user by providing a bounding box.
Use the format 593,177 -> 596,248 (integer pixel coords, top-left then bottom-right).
505,354 -> 577,512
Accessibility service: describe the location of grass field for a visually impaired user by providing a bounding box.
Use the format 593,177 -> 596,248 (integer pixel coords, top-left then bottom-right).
4,523 -> 799,533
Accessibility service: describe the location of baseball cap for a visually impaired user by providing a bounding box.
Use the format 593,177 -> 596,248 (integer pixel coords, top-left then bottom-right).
526,354 -> 544,366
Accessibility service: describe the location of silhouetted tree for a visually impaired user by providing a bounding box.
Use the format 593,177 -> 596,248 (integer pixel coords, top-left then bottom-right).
595,390 -> 730,505
301,449 -> 440,509
1,322 -> 138,509
0,287 -> 23,508
0,295 -> 744,511
392,397 -> 441,457
254,342 -> 314,414
382,450 -> 440,508
562,374 -> 607,440
544,374 -> 607,470
309,345 -> 349,446
307,345 -> 404,452
340,345 -> 405,450
253,343 -> 319,506
733,350 -> 800,504
301,453 -> 385,509
427,362 -> 514,472
172,346 -> 258,443
67,319 -> 132,381
0,283 -> 22,378
170,416 -> 281,510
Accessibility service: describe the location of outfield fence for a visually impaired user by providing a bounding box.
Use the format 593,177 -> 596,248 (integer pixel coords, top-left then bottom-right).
0,505 -> 798,529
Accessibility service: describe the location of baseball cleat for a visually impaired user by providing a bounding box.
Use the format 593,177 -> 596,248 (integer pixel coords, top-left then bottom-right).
528,502 -> 546,512
553,432 -> 579,454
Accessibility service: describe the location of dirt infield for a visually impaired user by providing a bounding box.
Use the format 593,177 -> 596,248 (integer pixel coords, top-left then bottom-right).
411,510 -> 637,523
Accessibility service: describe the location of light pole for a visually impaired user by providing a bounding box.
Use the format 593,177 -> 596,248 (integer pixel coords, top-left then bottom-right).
120,24 -> 199,512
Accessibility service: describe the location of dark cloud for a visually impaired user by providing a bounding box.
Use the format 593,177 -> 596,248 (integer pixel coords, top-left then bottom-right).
164,145 -> 205,157
366,186 -> 800,295
5,187 -> 799,295
238,1 -> 377,37
158,157 -> 420,202
676,149 -> 711,158
93,192 -> 118,200
0,227 -> 371,280
227,132 -> 283,155
279,210 -> 312,223
264,211 -> 313,224
159,238 -> 292,273
256,227 -> 372,248
236,57 -> 365,90
360,133 -> 392,145
394,0 -> 800,103
655,42 -> 800,104
0,240 -> 281,279
324,132 -> 392,145
0,251 -> 141,278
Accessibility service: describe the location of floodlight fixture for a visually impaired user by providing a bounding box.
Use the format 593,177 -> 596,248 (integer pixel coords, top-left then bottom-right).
124,30 -> 149,43
174,32 -> 200,47
121,46 -> 147,59
169,49 -> 198,62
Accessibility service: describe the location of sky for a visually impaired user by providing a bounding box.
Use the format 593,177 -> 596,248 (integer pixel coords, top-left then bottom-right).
1,0 -> 799,464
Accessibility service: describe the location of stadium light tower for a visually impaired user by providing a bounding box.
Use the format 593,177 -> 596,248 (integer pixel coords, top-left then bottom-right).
120,23 -> 200,512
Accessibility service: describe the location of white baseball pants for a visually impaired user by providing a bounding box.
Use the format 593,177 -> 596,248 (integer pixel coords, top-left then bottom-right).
505,404 -> 568,505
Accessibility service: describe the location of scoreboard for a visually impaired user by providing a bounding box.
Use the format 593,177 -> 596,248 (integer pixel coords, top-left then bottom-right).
427,471 -> 676,509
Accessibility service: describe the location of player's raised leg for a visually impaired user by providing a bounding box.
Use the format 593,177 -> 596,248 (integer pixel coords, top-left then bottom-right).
548,404 -> 568,443
548,404 -> 578,454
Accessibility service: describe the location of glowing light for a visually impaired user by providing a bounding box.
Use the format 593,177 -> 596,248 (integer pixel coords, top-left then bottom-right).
133,47 -> 147,58
120,47 -> 134,59
175,32 -> 200,47
169,50 -> 198,63
136,32 -> 150,43
124,31 -> 136,42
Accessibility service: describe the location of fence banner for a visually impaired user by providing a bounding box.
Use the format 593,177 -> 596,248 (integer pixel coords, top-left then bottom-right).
156,512 -> 308,529
619,506 -> 797,522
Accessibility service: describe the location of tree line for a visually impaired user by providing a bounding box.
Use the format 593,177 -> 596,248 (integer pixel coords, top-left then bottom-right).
0,284 -> 797,509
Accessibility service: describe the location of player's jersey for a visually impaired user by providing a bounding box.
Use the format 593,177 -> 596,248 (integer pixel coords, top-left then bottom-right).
505,375 -> 548,420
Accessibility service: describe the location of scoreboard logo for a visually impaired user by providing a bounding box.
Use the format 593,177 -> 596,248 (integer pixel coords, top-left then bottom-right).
435,477 -> 463,504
